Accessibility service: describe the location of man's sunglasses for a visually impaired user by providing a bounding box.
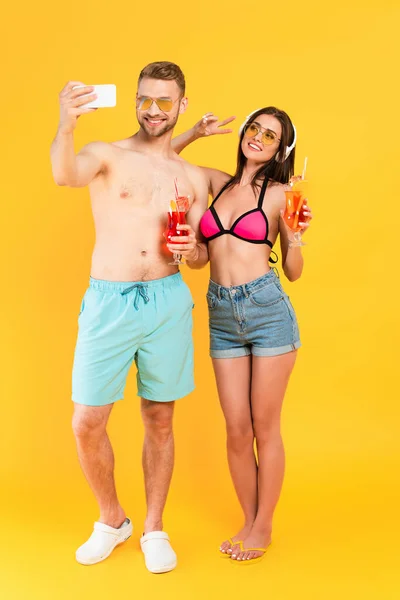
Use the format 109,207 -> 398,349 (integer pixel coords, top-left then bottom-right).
136,96 -> 180,112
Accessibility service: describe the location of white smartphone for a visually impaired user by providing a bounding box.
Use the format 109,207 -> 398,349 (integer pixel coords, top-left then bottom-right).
74,84 -> 117,108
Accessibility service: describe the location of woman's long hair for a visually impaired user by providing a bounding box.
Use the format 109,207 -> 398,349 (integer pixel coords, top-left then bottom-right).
225,107 -> 296,194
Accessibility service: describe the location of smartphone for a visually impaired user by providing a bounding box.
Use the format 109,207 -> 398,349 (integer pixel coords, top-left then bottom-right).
74,84 -> 117,108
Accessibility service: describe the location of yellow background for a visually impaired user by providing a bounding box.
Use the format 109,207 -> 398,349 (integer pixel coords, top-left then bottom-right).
1,0 -> 399,598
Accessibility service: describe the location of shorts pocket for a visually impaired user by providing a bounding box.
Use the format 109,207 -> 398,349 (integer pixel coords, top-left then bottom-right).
78,291 -> 88,317
249,283 -> 283,308
206,293 -> 218,311
179,281 -> 194,312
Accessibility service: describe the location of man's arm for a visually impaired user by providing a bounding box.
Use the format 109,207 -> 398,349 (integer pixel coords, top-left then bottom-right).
50,81 -> 107,187
51,138 -> 108,188
167,167 -> 210,269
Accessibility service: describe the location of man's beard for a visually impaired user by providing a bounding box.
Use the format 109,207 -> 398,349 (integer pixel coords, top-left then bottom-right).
139,115 -> 178,138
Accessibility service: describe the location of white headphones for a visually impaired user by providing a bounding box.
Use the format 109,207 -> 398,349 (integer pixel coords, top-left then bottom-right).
239,108 -> 297,162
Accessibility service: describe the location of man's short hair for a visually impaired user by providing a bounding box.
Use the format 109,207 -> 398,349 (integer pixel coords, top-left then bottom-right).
138,61 -> 186,95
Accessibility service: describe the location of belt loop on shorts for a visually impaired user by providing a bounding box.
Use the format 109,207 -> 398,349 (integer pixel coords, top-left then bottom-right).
217,286 -> 222,300
121,283 -> 150,310
241,284 -> 249,298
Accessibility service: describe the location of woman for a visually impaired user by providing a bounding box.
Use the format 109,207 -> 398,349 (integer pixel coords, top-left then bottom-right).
170,107 -> 313,563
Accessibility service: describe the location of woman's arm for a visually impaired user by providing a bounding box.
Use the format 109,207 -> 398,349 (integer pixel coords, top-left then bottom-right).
173,112 -> 235,197
172,113 -> 236,154
278,188 -> 313,282
200,166 -> 231,197
280,223 -> 304,282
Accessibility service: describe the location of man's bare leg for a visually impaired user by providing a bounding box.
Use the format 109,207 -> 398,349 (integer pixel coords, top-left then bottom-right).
141,399 -> 175,533
72,403 -> 126,528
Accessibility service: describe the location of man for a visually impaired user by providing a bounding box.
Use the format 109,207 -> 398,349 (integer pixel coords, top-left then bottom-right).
50,62 -> 209,574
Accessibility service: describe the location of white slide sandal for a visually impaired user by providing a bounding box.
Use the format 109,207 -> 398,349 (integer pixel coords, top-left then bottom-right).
140,531 -> 177,574
76,518 -> 133,565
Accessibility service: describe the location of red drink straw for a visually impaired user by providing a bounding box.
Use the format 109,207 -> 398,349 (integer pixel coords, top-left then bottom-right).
174,178 -> 179,202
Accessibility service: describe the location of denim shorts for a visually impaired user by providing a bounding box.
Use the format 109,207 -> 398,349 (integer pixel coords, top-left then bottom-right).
72,272 -> 194,406
207,270 -> 301,359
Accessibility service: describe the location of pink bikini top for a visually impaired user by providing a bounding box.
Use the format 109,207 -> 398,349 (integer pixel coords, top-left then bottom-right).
200,177 -> 278,263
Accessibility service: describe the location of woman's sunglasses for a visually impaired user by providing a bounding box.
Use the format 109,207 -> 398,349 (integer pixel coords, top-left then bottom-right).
244,122 -> 280,146
136,96 -> 180,113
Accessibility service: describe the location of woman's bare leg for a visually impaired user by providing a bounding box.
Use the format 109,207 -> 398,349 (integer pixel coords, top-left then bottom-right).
232,352 -> 297,561
212,355 -> 257,553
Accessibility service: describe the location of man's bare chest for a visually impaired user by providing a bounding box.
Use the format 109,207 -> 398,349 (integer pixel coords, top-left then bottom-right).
109,155 -> 194,208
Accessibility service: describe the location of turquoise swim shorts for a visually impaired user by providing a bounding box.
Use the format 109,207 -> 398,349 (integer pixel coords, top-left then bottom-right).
72,272 -> 194,406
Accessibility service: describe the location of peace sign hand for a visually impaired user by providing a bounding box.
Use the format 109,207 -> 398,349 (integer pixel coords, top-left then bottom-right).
193,113 -> 236,139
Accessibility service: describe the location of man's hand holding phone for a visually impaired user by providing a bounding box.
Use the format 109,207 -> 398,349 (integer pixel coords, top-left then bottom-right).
58,82 -> 116,134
